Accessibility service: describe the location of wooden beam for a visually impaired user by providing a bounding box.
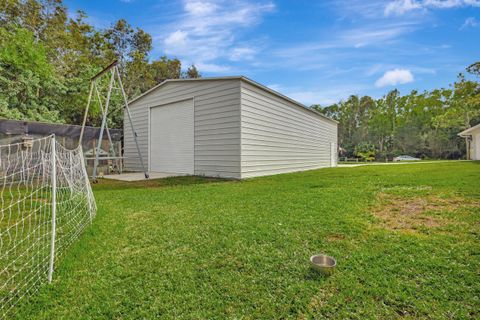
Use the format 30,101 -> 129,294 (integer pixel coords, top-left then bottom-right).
91,60 -> 118,81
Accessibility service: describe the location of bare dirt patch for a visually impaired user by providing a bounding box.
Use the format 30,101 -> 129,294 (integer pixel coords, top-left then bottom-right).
371,192 -> 478,232
325,234 -> 345,242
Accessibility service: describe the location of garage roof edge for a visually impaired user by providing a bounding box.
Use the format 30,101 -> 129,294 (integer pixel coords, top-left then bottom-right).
127,76 -> 338,124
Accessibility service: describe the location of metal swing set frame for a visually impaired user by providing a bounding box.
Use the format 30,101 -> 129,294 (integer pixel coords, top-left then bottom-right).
78,60 -> 149,182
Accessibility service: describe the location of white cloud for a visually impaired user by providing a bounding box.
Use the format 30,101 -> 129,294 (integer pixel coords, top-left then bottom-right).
460,17 -> 480,29
366,64 -> 435,77
375,69 -> 414,87
164,30 -> 189,48
271,22 -> 417,67
195,62 -> 232,73
424,0 -> 480,8
158,0 -> 274,71
385,0 -> 422,16
385,0 -> 480,15
341,23 -> 416,47
184,1 -> 218,15
331,1 -> 387,19
229,47 -> 257,61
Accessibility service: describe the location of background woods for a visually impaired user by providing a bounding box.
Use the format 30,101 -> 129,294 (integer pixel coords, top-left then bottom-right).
1,0 -> 479,159
313,67 -> 480,160
0,0 -> 200,128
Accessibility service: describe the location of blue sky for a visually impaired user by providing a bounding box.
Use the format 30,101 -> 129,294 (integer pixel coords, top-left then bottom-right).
65,0 -> 480,106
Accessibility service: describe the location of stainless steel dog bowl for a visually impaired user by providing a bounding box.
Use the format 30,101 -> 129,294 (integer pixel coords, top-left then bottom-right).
310,254 -> 336,275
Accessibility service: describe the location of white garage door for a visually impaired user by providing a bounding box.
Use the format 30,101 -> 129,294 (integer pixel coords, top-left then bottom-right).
149,99 -> 194,174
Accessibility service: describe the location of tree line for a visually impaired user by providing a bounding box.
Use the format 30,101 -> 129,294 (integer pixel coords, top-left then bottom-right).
313,65 -> 480,160
1,1 -> 479,159
0,0 -> 200,128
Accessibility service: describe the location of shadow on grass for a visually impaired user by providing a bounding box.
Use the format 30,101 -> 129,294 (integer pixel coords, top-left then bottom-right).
91,175 -> 236,191
304,267 -> 332,281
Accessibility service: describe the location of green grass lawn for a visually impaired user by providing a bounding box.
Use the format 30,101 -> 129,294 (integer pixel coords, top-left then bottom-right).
15,162 -> 480,319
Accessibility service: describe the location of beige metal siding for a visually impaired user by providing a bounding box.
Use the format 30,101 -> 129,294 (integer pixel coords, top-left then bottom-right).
240,81 -> 338,178
124,79 -> 241,178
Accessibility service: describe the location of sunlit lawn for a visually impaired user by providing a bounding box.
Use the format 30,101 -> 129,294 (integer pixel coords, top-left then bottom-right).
15,161 -> 480,319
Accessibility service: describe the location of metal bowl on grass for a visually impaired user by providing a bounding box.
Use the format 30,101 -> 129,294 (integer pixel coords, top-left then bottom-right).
310,254 -> 336,275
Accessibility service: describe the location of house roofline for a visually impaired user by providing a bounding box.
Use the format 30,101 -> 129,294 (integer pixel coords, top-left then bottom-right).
458,123 -> 480,137
127,76 -> 338,124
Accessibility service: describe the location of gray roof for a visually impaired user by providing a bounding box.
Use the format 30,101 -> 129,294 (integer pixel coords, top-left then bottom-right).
128,76 -> 338,124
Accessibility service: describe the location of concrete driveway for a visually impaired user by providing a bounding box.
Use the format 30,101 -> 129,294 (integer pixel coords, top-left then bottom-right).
102,171 -> 185,181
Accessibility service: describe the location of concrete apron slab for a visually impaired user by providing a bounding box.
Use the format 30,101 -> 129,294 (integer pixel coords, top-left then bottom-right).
102,172 -> 181,181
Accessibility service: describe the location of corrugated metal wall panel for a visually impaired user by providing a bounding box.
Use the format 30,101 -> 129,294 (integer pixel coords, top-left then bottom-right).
124,77 -> 337,180
240,81 -> 338,178
124,80 -> 241,178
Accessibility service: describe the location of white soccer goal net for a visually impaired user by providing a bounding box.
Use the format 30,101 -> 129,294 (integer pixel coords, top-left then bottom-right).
0,135 -> 96,317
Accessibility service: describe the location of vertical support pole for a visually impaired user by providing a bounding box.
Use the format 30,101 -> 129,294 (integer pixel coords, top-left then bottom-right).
48,135 -> 57,283
79,145 -> 95,221
117,141 -> 123,174
69,151 -> 73,186
114,66 -> 149,179
92,69 -> 115,182
94,85 -> 116,159
79,81 -> 94,148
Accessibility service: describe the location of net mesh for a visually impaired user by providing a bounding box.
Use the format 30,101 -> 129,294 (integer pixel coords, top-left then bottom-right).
0,135 -> 96,317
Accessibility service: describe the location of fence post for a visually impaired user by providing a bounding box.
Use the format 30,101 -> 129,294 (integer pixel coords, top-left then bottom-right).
48,135 -> 57,283
69,151 -> 73,184
79,145 -> 94,223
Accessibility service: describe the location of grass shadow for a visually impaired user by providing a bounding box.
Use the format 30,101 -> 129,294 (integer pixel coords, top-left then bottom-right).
92,175 -> 236,191
304,267 -> 330,281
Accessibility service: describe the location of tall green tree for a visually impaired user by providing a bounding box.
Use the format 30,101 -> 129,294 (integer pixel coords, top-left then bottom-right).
0,26 -> 62,122
0,0 -> 202,127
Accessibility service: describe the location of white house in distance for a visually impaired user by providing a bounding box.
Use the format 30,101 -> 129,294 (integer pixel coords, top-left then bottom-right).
123,76 -> 338,179
458,123 -> 480,160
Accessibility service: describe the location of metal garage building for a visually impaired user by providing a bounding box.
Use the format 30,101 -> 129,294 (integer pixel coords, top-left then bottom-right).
124,76 -> 338,179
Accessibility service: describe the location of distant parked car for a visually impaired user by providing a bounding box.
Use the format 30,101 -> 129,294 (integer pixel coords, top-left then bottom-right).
393,155 -> 421,162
